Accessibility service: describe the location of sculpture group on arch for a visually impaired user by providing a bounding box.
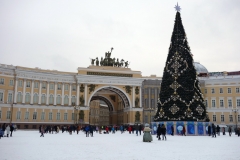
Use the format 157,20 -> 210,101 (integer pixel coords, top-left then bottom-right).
90,47 -> 130,68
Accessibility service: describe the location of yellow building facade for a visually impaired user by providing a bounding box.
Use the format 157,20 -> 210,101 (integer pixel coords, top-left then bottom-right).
0,62 -> 239,129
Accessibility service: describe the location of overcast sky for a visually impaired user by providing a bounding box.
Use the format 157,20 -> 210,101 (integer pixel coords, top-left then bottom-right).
0,0 -> 239,76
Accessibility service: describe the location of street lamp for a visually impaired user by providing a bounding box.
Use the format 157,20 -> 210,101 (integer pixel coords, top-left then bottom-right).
232,108 -> 238,132
72,102 -> 78,125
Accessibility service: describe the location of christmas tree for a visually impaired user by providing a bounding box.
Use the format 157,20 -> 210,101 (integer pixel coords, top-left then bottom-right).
154,4 -> 207,121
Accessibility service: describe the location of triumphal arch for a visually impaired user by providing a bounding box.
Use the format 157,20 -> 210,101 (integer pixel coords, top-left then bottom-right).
76,49 -> 144,125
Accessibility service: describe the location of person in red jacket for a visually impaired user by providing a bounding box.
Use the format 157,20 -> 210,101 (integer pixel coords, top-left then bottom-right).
128,125 -> 132,134
105,126 -> 109,134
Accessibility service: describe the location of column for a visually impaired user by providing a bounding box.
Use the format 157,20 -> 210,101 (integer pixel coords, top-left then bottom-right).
14,78 -> 18,103
84,84 -> 88,106
68,83 -> 72,106
148,88 -> 151,108
132,86 -> 135,108
22,79 -> 26,103
140,86 -> 142,108
54,82 -> 57,105
61,83 -> 64,105
38,81 -> 42,104
30,80 -> 34,104
46,82 -> 49,105
76,83 -> 80,106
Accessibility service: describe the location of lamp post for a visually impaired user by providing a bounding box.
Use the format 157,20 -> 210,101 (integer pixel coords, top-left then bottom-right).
72,102 -> 78,124
232,108 -> 238,132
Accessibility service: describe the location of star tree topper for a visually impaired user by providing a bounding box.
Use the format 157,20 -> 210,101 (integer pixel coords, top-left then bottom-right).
174,3 -> 181,12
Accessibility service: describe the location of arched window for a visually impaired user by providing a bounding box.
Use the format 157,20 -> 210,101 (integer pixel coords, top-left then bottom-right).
49,95 -> 54,104
17,92 -> 22,103
64,95 -> 68,105
25,93 -> 30,103
41,94 -> 46,104
71,96 -> 76,104
33,93 -> 38,103
57,95 -> 61,105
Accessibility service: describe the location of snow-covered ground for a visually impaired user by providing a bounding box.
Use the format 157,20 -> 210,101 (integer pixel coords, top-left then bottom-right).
0,130 -> 239,160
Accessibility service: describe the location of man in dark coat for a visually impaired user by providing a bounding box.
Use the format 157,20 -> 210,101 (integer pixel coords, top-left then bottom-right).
138,125 -> 142,135
171,125 -> 174,136
10,124 -> 14,137
216,125 -> 220,136
157,124 -> 161,140
1,123 -> 6,137
208,125 -> 211,136
212,123 -> 216,138
161,124 -> 167,140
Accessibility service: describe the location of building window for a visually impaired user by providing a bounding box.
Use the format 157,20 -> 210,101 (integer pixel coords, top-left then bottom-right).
205,100 -> 208,107
236,88 -> 240,93
228,99 -> 232,107
65,84 -> 69,90
26,81 -> 31,87
229,115 -> 233,122
0,110 -> 1,119
0,92 -> 4,102
237,99 -> 240,107
57,95 -> 61,105
204,89 -> 207,94
25,93 -> 30,103
64,95 -> 69,105
49,112 -> 53,120
25,111 -> 29,119
33,94 -> 38,103
41,94 -> 46,104
238,115 -> 240,122
9,79 -> 14,86
145,99 -> 148,107
7,93 -> 13,103
6,111 -> 11,119
33,112 -> 37,120
50,83 -> 54,90
19,80 -> 23,87
220,99 -> 224,107
213,115 -> 216,122
57,112 -> 60,120
151,88 -> 155,94
221,115 -> 224,122
228,88 -> 231,94
144,88 -> 148,94
72,113 -> 75,120
151,99 -> 154,108
212,100 -> 216,107
41,112 -> 45,120
42,82 -> 46,89
17,92 -> 22,102
57,84 -> 61,90
49,95 -> 54,104
34,82 -> 39,88
16,111 -> 21,119
211,88 -> 215,94
219,88 -> 223,93
0,78 -> 5,85
71,96 -> 76,104
72,85 -> 76,91
64,113 -> 68,120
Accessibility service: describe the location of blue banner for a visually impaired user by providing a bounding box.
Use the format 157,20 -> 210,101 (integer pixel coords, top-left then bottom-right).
187,121 -> 195,135
176,121 -> 184,135
197,122 -> 204,135
167,122 -> 174,135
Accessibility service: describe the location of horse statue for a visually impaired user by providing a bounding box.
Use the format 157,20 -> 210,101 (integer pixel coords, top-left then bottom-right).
90,58 -> 95,65
100,57 -> 103,66
96,57 -> 99,66
124,61 -> 130,68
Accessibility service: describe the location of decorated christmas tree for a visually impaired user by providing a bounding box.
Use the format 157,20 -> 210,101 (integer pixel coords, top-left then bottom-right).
154,4 -> 207,121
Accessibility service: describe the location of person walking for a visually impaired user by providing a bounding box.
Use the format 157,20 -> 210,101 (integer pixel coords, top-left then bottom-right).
182,126 -> 186,136
143,123 -> 153,142
212,123 -> 216,138
10,124 -> 14,137
157,124 -> 161,140
85,125 -> 90,137
161,124 -> 167,141
228,126 -> 232,137
222,127 -> 225,135
40,126 -> 44,137
6,125 -> 10,137
208,125 -> 211,136
216,125 -> 220,136
171,125 -> 174,136
89,125 -> 93,137
112,126 -> 115,134
120,125 -> 124,134
1,123 -> 6,137
139,125 -> 142,136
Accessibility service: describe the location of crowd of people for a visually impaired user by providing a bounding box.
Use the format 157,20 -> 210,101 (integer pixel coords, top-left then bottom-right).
0,123 -> 16,138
